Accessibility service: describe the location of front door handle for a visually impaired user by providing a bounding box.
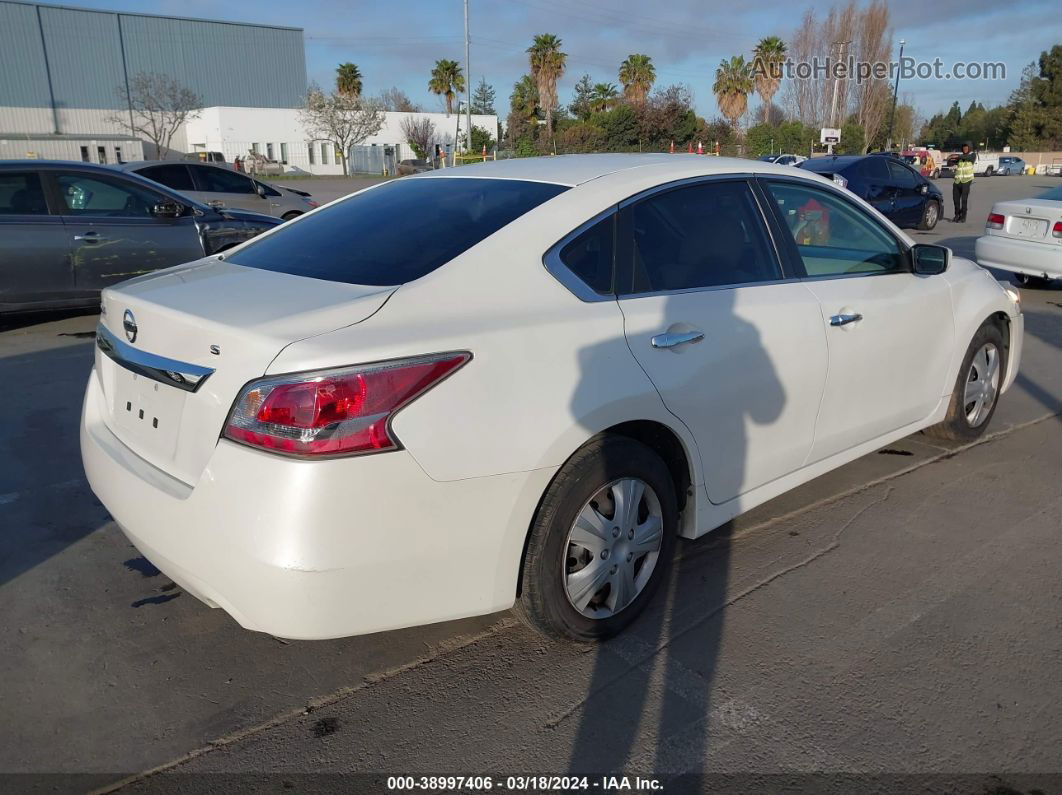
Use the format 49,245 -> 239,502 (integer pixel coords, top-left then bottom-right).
207,200 -> 225,209
651,330 -> 705,349
829,312 -> 863,327
73,232 -> 107,242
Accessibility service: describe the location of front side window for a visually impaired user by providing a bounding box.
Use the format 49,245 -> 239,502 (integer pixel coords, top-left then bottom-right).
0,172 -> 49,215
139,164 -> 194,192
766,181 -> 905,276
227,178 -> 567,286
623,180 -> 780,295
193,166 -> 256,194
558,215 -> 614,294
55,173 -> 162,217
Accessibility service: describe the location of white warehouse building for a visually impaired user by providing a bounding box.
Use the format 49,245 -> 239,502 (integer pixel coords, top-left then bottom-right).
184,107 -> 500,176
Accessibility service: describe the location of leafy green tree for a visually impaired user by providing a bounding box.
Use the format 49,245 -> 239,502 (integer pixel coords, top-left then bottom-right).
713,55 -> 753,129
470,124 -> 495,152
336,63 -> 363,97
596,103 -> 640,150
471,78 -> 496,115
527,33 -> 566,135
751,37 -> 787,124
619,54 -> 655,105
839,121 -> 866,155
429,59 -> 465,116
557,122 -> 606,153
569,74 -> 594,120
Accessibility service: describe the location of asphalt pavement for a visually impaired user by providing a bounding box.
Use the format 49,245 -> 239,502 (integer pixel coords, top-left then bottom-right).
0,172 -> 1060,792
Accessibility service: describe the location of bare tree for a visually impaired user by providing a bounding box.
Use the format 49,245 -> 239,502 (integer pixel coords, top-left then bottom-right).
106,72 -> 202,158
378,86 -> 421,112
852,0 -> 892,145
298,84 -> 385,176
400,116 -> 437,159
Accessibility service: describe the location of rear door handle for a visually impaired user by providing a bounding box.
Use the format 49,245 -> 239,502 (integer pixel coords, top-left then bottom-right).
829,313 -> 863,327
651,330 -> 705,349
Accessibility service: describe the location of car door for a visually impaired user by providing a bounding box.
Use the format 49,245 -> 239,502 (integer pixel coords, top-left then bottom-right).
761,178 -> 954,463
188,164 -> 274,215
886,160 -> 925,226
48,170 -> 204,296
858,157 -> 894,217
616,178 -> 829,505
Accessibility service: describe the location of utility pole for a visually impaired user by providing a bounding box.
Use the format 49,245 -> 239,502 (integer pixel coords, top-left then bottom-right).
886,39 -> 906,150
464,0 -> 472,152
827,40 -> 849,155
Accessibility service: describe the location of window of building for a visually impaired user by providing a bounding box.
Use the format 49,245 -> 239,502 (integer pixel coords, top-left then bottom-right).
97,146 -> 107,164
251,143 -> 260,154
266,143 -> 275,161
321,143 -> 329,164
114,147 -> 123,163
0,173 -> 49,215
765,181 -> 905,276
79,146 -> 90,163
308,144 -> 315,165
622,180 -> 781,294
280,143 -> 289,165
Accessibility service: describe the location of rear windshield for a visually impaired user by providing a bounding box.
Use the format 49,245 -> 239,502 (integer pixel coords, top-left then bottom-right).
227,177 -> 568,285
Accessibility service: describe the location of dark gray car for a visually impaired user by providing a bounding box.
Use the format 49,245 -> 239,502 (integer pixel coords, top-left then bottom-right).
0,161 -> 281,314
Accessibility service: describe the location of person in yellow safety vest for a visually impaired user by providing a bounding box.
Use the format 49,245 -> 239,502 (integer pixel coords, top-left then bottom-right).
952,142 -> 976,223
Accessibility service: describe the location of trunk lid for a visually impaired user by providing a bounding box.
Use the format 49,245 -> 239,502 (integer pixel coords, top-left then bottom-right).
988,199 -> 1062,245
96,257 -> 396,485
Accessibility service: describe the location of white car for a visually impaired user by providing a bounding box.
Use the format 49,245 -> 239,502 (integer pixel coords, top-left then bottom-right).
81,154 -> 1023,642
976,185 -> 1062,288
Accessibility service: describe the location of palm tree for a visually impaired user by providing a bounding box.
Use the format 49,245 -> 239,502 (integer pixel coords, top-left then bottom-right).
336,62 -> 363,97
713,55 -> 753,129
527,33 -> 566,134
429,59 -> 465,116
510,75 -> 539,123
589,82 -> 619,113
618,54 -> 655,105
751,37 -> 787,123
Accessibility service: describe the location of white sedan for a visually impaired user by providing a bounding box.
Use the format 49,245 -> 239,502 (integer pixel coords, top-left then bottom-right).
976,185 -> 1062,288
81,154 -> 1023,642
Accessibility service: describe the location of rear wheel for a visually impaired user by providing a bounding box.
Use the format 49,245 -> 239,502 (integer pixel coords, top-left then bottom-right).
984,166 -> 994,177
925,321 -> 1005,442
281,211 -> 303,221
918,200 -> 940,230
515,436 -> 678,642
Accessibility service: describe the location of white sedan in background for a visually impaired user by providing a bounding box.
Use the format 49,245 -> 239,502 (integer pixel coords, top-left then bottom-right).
81,154 -> 1023,643
976,185 -> 1062,288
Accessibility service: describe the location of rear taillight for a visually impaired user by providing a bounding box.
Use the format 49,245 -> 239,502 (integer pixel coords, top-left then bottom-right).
986,212 -> 1005,230
1053,221 -> 1062,239
223,352 -> 470,457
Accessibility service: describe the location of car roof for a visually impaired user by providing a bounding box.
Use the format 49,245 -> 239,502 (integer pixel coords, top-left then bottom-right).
799,155 -> 866,171
413,153 -> 821,187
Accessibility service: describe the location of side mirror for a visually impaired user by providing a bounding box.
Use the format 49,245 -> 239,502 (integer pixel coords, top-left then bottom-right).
911,243 -> 949,275
255,183 -> 267,197
152,201 -> 184,218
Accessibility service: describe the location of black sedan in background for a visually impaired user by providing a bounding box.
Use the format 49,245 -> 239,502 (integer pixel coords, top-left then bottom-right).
799,155 -> 944,230
0,161 -> 280,314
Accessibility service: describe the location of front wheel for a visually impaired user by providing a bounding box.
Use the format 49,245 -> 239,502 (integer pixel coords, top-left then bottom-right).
515,436 -> 678,642
924,321 -> 1005,442
918,200 -> 940,230
984,166 -> 994,177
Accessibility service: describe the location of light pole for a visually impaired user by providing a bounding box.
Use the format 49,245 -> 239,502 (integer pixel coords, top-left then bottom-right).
827,40 -> 850,155
464,0 -> 472,152
886,39 -> 906,151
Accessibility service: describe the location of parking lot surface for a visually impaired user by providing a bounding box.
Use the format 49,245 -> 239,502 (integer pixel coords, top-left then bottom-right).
1,173 -> 1060,787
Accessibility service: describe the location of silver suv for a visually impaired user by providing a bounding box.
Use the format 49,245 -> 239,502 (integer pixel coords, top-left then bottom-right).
114,161 -> 318,220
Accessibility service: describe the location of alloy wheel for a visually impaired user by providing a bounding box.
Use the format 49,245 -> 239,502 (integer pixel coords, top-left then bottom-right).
562,478 -> 664,619
963,343 -> 1000,427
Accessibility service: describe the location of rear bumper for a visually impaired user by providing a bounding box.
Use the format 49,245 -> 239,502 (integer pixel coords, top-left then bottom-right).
80,369 -> 555,639
976,234 -> 1061,279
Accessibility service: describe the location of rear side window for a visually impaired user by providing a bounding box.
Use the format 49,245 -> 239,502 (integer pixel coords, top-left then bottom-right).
139,164 -> 194,192
228,178 -> 568,286
559,216 -> 614,294
0,172 -> 48,215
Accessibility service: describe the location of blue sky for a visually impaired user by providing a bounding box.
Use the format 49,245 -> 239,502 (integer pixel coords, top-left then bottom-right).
54,0 -> 1062,122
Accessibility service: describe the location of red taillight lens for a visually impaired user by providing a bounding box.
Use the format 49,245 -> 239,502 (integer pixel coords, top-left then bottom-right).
1053,221 -> 1062,239
986,212 -> 1005,230
223,352 -> 470,457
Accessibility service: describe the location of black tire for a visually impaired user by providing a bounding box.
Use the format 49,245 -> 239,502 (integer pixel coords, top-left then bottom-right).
984,166 -> 994,177
924,321 -> 1006,442
281,211 -> 303,221
515,435 -> 678,642
918,200 -> 941,230
1014,273 -> 1052,289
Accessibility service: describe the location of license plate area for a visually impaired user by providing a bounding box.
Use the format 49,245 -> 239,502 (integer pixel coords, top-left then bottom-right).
111,368 -> 186,458
1008,217 -> 1048,238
